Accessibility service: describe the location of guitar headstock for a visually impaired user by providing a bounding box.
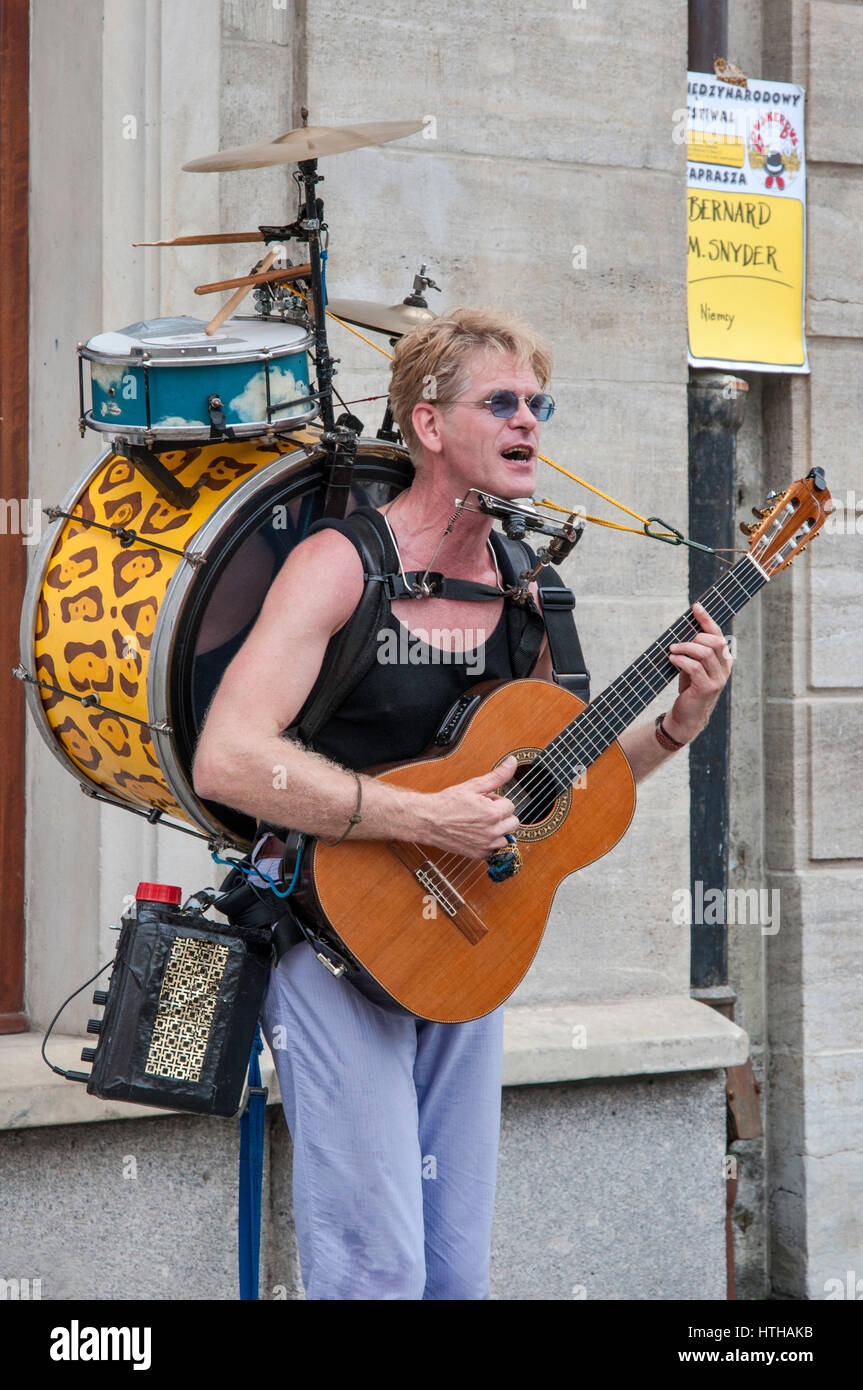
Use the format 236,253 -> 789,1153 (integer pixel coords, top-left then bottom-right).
740,468 -> 832,575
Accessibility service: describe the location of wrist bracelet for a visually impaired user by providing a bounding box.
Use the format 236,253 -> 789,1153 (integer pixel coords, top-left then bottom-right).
319,771 -> 364,847
655,713 -> 685,752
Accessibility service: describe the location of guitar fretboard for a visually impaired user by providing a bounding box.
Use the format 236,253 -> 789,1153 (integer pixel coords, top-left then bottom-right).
541,552 -> 768,787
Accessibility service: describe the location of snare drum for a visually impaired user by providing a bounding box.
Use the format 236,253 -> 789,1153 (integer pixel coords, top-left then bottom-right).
77,315 -> 317,443
20,431 -> 412,846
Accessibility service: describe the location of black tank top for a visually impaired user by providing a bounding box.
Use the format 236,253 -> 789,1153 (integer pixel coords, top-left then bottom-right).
312,602 -> 517,769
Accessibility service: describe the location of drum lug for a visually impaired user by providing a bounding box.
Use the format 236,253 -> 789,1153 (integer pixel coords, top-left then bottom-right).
182,549 -> 208,568
208,394 -> 234,441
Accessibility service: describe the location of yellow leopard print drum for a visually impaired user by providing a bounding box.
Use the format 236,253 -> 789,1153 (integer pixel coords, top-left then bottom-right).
19,431 -> 412,847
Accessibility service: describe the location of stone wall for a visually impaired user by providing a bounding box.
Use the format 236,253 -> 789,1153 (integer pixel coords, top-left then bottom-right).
11,0 -> 860,1302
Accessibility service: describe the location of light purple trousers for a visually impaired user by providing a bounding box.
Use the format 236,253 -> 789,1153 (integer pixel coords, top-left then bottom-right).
252,852 -> 504,1301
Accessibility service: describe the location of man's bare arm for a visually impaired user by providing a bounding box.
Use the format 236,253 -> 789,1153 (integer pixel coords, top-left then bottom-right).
192,529 -> 519,857
619,602 -> 733,780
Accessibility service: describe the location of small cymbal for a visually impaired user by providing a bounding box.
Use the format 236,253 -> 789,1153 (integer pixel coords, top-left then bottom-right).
183,120 -> 424,173
326,297 -> 437,337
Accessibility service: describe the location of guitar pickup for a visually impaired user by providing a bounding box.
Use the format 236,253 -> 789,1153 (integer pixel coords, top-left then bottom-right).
433,691 -> 482,746
386,842 -> 489,945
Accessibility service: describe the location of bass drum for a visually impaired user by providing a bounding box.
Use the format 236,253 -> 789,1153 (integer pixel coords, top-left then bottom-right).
20,429 -> 413,847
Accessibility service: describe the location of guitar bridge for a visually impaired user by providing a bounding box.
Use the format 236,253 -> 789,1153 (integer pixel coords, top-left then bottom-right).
386,843 -> 489,945
414,863 -> 459,918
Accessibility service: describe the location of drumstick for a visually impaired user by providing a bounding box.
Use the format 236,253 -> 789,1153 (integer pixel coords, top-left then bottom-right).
194,263 -> 311,295
204,249 -> 278,335
134,231 -> 265,247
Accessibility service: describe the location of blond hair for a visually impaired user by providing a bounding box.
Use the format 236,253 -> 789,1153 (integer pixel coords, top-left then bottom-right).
388,305 -> 552,461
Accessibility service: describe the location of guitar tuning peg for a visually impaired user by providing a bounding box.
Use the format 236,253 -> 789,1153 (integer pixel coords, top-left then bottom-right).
739,521 -> 757,536
752,506 -> 771,519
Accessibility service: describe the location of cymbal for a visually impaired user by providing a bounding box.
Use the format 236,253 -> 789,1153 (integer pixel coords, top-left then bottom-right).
183,120 -> 424,173
326,297 -> 437,337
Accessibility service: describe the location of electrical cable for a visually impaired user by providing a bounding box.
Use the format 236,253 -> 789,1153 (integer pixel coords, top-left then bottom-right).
41,959 -> 113,1082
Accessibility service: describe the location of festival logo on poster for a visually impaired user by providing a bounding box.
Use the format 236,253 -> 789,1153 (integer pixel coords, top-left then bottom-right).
685,72 -> 809,373
748,111 -> 802,191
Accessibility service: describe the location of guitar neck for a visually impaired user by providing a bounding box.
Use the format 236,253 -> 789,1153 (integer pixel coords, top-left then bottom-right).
544,552 -> 769,784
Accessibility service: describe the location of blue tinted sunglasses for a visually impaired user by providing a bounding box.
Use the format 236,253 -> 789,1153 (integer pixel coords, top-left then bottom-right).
445,389 -> 555,422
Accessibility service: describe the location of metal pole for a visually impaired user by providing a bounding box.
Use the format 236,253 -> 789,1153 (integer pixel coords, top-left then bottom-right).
688,0 -> 727,75
687,374 -> 747,991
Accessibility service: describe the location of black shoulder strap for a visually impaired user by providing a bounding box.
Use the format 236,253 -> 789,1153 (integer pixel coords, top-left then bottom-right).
535,565 -> 590,701
488,530 -> 546,679
251,510 -> 392,844
488,532 -> 590,699
291,507 -> 396,747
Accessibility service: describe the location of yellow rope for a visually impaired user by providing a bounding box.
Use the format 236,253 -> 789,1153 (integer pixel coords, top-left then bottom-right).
536,455 -> 678,538
538,453 -> 646,523
535,495 -> 647,535
325,311 -> 395,358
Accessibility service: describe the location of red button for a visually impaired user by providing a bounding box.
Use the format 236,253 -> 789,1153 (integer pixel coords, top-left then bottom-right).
135,881 -> 182,905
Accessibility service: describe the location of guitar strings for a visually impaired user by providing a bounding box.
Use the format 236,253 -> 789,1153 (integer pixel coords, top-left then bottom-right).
439,559 -> 764,897
433,558 -> 750,872
429,558 -> 765,898
438,573 -> 754,898
440,558 -> 763,895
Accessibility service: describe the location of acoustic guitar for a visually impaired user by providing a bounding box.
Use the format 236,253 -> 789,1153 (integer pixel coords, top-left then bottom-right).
299,471 -> 831,1022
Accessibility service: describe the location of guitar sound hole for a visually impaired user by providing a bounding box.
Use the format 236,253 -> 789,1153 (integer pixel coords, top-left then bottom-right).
503,760 -> 563,826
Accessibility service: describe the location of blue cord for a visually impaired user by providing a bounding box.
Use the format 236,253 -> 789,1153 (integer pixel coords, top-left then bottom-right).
211,834 -> 306,899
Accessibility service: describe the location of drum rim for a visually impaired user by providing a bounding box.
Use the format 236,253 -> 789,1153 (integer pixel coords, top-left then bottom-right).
148,437 -> 412,842
79,405 -> 319,442
79,328 -> 314,369
148,436 -> 320,838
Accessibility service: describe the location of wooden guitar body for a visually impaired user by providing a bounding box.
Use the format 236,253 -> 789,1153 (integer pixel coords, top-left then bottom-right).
305,679 -> 636,1022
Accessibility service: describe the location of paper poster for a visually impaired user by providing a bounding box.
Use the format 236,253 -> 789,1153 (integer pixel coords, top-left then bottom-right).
686,72 -> 809,373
